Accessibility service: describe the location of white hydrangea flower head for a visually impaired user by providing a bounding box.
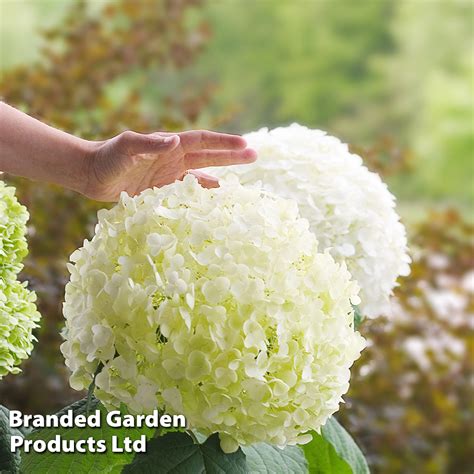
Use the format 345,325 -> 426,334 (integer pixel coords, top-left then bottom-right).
62,175 -> 365,452
210,124 -> 411,317
0,181 -> 40,378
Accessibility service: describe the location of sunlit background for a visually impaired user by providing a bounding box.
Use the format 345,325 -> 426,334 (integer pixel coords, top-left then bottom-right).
0,1 -> 472,473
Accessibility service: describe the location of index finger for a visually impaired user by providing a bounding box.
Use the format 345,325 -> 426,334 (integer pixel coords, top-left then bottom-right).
178,130 -> 247,152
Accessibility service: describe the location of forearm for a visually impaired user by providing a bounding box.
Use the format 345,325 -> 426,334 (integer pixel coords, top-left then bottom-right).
0,102 -> 95,193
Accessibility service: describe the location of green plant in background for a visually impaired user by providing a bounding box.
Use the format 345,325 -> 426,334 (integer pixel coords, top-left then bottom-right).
197,0 -> 394,135
379,0 -> 474,206
413,62 -> 473,203
196,0 -> 473,208
0,181 -> 40,378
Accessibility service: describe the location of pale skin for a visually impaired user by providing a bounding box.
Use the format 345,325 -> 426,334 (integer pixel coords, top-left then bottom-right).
0,102 -> 257,201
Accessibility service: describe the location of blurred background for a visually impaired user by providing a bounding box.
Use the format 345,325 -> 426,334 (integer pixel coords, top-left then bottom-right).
0,1 -> 472,472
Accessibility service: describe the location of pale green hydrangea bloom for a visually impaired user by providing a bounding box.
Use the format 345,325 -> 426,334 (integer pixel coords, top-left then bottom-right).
210,124 -> 411,317
0,279 -> 40,377
0,180 -> 29,278
0,181 -> 40,378
62,175 -> 365,452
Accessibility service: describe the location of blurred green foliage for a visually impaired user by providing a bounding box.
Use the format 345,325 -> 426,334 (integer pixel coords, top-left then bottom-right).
199,0 -> 472,207
381,0 -> 474,205
0,1 -> 472,473
198,0 -> 395,134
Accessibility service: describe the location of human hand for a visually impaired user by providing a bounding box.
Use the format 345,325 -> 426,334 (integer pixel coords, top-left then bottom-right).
83,130 -> 256,201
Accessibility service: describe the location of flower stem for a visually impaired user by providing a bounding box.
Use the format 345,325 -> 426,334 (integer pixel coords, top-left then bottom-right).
187,429 -> 199,444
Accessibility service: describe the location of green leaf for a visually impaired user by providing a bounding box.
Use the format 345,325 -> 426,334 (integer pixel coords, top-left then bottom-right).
20,397 -> 153,474
1,404 -> 29,474
242,443 -> 308,473
303,432 -> 351,474
303,418 -> 370,474
352,305 -> 364,330
122,432 -> 247,473
322,418 -> 369,474
86,362 -> 103,416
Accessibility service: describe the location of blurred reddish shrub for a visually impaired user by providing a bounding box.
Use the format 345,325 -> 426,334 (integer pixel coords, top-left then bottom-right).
341,210 -> 473,474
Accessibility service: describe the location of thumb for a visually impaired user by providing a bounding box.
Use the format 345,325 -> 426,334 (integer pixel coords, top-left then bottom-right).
119,131 -> 180,155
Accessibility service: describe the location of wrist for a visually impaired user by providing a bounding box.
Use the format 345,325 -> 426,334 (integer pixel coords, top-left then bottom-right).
72,138 -> 102,197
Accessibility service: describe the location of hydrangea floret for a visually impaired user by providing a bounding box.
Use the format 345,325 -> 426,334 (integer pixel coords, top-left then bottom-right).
0,180 -> 40,378
210,124 -> 411,317
61,175 -> 365,452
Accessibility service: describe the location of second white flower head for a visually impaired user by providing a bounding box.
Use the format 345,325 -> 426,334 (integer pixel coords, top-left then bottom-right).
210,124 -> 411,317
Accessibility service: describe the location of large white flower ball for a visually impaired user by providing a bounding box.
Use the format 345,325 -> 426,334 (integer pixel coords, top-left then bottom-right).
210,124 -> 411,317
61,175 -> 365,452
